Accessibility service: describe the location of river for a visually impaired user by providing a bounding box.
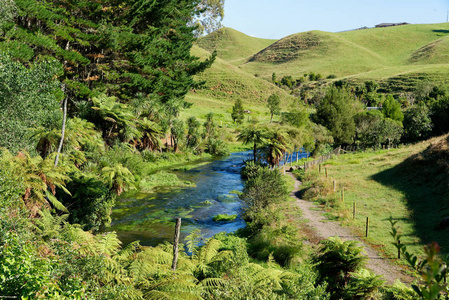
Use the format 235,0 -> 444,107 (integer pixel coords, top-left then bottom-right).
108,151 -> 252,246
108,150 -> 308,247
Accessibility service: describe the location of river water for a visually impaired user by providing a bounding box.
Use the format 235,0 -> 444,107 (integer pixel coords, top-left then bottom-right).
108,151 -> 252,246
108,150 -> 309,247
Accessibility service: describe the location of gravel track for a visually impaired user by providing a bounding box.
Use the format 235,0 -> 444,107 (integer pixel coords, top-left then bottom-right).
287,172 -> 413,284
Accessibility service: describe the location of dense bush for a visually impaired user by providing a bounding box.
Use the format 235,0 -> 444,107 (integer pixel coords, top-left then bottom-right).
0,55 -> 62,153
240,167 -> 289,227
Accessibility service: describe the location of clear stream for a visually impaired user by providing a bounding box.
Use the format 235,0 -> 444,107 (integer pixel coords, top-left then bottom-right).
108,150 -> 308,247
108,151 -> 252,246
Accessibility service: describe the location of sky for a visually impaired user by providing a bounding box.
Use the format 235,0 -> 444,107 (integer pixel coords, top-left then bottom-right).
222,0 -> 449,39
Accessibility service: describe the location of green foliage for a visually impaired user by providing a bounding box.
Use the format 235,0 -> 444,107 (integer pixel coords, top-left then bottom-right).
59,172 -> 116,230
267,93 -> 281,122
240,167 -> 289,232
390,218 -> 447,300
355,110 -> 403,149
240,160 -> 266,180
0,54 -> 63,153
313,237 -> 368,299
264,125 -> 289,167
92,94 -> 139,144
403,104 -> 433,142
0,231 -> 58,298
101,163 -> 136,196
315,86 -> 357,145
237,124 -> 267,163
382,95 -> 404,123
231,98 -> 245,124
186,116 -> 202,151
280,99 -> 309,129
206,138 -> 229,156
342,269 -> 384,300
430,95 -> 449,135
213,214 -> 237,222
171,119 -> 185,152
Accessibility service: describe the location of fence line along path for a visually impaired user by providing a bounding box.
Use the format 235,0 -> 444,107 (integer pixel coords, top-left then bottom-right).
287,172 -> 413,284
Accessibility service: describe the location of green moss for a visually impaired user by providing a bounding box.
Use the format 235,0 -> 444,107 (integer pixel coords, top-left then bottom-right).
138,171 -> 195,192
213,214 -> 237,222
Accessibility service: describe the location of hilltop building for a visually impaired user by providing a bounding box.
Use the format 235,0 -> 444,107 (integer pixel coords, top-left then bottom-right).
375,22 -> 409,28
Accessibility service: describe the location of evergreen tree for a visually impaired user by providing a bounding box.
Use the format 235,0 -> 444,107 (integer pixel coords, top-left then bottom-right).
267,93 -> 281,123
382,95 -> 404,123
315,87 -> 358,145
231,98 -> 245,124
1,0 -> 217,121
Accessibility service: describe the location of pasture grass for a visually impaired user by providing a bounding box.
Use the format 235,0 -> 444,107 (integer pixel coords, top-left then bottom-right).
298,135 -> 449,262
194,23 -> 449,99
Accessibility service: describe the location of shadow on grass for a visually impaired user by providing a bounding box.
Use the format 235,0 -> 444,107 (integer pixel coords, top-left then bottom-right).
371,156 -> 449,253
433,29 -> 449,34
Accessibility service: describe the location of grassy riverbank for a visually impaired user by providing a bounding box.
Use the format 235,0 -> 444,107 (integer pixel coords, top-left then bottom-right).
296,134 -> 449,261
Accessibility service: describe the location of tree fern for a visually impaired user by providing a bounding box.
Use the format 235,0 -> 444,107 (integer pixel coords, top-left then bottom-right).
185,229 -> 202,258
32,208 -> 68,241
96,231 -> 121,256
141,274 -> 200,300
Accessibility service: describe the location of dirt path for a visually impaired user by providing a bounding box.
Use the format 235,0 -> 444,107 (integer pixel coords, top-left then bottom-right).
287,172 -> 413,284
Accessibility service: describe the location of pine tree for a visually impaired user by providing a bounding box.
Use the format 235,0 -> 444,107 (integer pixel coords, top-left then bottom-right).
231,98 -> 245,124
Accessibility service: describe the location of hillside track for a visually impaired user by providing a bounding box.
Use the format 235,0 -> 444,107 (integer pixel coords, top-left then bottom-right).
287,172 -> 414,284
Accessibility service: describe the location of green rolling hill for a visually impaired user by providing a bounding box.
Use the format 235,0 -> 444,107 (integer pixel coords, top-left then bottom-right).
195,27 -> 277,65
242,23 -> 449,80
188,23 -> 449,115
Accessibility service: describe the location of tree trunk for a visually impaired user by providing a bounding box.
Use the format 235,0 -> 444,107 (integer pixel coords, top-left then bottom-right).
253,142 -> 257,163
171,218 -> 181,271
54,93 -> 67,167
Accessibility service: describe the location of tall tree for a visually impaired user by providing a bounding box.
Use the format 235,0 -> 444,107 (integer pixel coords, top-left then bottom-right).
382,95 -> 404,123
267,93 -> 281,123
237,125 -> 266,163
315,87 -> 358,145
231,98 -> 245,124
190,0 -> 225,36
1,0 -> 217,121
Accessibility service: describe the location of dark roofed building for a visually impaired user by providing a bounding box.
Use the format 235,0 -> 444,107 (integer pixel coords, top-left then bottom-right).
375,22 -> 409,28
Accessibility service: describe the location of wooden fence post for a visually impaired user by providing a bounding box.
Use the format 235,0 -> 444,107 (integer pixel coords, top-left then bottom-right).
171,218 -> 182,271
319,164 -> 321,173
341,189 -> 345,203
365,217 -> 369,237
353,202 -> 356,220
325,168 -> 328,178
333,180 -> 336,192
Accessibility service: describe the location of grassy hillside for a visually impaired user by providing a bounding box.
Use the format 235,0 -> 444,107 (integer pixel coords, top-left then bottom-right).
189,24 -> 449,120
196,27 -> 276,65
239,23 -> 449,84
298,134 -> 449,259
188,45 -> 293,110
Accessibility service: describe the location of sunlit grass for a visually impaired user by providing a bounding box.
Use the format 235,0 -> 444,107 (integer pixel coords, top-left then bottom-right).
299,137 -> 449,261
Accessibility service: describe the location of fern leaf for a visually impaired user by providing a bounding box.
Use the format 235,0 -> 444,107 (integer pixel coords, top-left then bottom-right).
96,231 -> 121,256
45,190 -> 68,213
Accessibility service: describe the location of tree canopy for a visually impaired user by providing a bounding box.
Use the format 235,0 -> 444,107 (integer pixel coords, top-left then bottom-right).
315,86 -> 358,145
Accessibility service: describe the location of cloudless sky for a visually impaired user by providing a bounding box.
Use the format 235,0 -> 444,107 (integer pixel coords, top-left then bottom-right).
222,0 -> 449,39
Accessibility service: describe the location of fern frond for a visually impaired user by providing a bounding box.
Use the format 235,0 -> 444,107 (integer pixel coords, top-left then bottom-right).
144,290 -> 171,300
45,190 -> 68,213
198,238 -> 220,263
96,231 -> 121,256
199,277 -> 224,289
